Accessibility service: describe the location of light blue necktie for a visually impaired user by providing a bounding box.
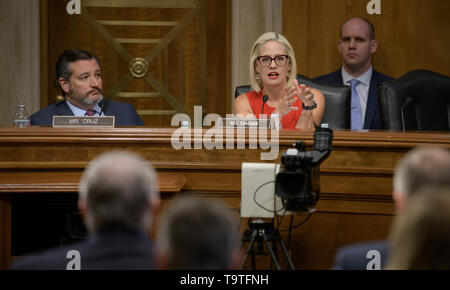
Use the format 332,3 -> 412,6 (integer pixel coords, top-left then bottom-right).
350,79 -> 363,130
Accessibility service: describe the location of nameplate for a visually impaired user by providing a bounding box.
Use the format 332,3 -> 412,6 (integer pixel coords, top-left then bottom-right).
219,118 -> 270,129
52,116 -> 115,128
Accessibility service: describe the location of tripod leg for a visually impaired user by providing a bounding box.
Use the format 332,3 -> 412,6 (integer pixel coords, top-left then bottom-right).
278,236 -> 295,270
262,233 -> 281,270
251,245 -> 256,270
271,239 -> 278,270
240,230 -> 257,270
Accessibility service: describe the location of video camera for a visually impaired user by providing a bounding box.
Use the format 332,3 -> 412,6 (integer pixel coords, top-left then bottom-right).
275,127 -> 333,211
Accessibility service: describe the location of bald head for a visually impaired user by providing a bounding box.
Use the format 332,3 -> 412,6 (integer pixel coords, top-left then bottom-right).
79,151 -> 159,232
338,17 -> 378,76
394,147 -> 450,200
341,17 -> 375,40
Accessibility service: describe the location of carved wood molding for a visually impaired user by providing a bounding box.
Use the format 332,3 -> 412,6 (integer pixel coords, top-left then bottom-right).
79,0 -> 206,115
0,128 -> 448,215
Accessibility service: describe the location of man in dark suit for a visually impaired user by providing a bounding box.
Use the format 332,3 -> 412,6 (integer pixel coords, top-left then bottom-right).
30,50 -> 144,126
314,17 -> 393,130
332,147 -> 450,270
11,151 -> 160,270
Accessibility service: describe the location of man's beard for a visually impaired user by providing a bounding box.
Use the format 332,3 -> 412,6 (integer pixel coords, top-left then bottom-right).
68,86 -> 104,106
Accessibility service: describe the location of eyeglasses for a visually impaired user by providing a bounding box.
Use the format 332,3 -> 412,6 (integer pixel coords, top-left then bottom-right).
257,55 -> 289,66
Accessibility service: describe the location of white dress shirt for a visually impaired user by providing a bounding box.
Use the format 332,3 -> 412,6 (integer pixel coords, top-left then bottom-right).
66,100 -> 103,116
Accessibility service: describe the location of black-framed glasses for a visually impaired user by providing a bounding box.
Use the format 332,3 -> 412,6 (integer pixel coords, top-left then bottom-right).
257,55 -> 289,66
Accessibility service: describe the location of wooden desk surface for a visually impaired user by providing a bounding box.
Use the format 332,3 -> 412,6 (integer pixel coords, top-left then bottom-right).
1,127 -> 449,269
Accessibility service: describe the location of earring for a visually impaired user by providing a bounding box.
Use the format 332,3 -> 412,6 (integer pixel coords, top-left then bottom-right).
256,74 -> 260,80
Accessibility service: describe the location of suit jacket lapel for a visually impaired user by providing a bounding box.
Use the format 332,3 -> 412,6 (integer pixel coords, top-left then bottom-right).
102,100 -> 121,123
364,71 -> 380,129
336,69 -> 344,85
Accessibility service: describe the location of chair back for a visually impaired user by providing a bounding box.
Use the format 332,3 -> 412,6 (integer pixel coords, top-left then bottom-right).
234,75 -> 351,129
378,69 -> 450,131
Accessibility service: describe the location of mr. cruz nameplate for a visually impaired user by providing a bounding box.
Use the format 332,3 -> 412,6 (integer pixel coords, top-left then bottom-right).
52,116 -> 115,128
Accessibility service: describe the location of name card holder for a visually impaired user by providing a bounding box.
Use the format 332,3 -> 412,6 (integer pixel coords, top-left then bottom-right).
219,118 -> 271,129
52,116 -> 115,128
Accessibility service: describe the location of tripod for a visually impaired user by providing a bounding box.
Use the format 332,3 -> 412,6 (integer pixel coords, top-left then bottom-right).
240,219 -> 295,270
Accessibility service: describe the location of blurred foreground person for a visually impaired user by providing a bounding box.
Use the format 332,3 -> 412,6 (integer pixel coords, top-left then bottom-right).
157,196 -> 240,269
387,187 -> 450,270
11,151 -> 160,270
332,147 -> 450,270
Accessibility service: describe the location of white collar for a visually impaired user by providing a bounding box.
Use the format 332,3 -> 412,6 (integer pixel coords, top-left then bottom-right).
66,100 -> 102,117
342,66 -> 373,86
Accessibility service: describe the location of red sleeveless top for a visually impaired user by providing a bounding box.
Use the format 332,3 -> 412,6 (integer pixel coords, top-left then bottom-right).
246,90 -> 303,129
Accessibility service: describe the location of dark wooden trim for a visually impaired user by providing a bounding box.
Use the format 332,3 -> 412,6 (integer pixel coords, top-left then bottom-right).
225,0 -> 232,114
39,0 -> 49,109
0,200 -> 4,269
1,128 -> 449,269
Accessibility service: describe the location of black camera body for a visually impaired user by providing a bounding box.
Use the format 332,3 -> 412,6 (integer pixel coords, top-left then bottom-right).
275,127 -> 333,211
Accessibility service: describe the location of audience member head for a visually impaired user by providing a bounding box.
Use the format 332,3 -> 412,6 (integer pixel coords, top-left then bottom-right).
78,151 -> 160,234
338,17 -> 378,76
387,187 -> 450,269
55,50 -> 103,109
156,195 -> 240,270
393,147 -> 450,213
249,32 -> 297,92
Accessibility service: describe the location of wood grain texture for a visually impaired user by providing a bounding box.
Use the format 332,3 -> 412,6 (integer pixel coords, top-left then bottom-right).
283,0 -> 450,79
41,0 -> 230,126
0,172 -> 186,194
0,0 -> 40,127
1,127 -> 449,269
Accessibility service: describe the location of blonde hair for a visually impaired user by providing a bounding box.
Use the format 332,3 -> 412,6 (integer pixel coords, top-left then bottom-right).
249,32 -> 297,92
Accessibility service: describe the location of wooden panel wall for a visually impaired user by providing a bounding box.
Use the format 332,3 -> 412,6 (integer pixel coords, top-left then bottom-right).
283,0 -> 450,79
40,0 -> 230,126
0,0 -> 40,127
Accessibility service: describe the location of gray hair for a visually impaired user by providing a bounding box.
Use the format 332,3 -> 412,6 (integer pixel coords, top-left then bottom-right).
387,187 -> 450,269
249,32 -> 298,92
393,147 -> 450,199
79,151 -> 159,232
157,196 -> 239,270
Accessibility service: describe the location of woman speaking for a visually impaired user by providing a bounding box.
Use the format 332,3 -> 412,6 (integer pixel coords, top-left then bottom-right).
234,32 -> 325,129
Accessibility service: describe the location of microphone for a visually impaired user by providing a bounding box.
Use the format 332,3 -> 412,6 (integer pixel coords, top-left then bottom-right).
261,95 -> 269,116
98,99 -> 107,116
400,97 -> 414,132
